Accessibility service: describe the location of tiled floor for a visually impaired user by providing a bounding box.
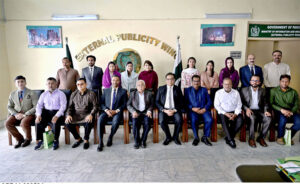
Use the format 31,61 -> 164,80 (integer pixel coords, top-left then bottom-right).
0,124 -> 299,182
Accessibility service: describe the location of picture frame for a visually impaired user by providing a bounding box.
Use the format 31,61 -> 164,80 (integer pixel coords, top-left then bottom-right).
26,26 -> 63,48
200,24 -> 235,46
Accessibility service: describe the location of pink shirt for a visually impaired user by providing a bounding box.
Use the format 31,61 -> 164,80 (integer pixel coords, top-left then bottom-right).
200,71 -> 219,89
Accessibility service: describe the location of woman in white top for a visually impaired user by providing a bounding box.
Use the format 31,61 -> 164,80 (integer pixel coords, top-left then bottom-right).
181,57 -> 200,94
121,61 -> 138,94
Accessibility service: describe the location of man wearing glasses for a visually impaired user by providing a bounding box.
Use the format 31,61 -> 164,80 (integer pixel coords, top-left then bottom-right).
240,75 -> 271,148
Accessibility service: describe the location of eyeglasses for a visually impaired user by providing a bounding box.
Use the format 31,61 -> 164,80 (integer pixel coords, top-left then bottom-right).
250,80 -> 260,82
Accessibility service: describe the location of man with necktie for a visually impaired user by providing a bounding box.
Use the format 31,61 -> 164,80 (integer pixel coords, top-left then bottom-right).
239,54 -> 264,88
6,75 -> 38,148
97,75 -> 127,152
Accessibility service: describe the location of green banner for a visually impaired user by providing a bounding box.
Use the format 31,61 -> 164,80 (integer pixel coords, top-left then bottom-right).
249,24 -> 300,38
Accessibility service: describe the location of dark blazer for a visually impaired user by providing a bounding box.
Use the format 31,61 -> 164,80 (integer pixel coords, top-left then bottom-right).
127,89 -> 153,114
101,87 -> 127,112
239,65 -> 264,87
184,86 -> 212,111
240,86 -> 269,113
82,66 -> 103,90
155,85 -> 184,113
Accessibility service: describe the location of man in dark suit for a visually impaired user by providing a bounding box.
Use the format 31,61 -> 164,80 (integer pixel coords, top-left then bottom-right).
239,54 -> 264,87
240,75 -> 271,148
97,75 -> 127,152
81,55 -> 103,97
127,80 -> 153,149
156,72 -> 184,145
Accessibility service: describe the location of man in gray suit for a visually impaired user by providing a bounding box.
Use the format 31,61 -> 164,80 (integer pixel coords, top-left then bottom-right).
81,55 -> 103,97
5,75 -> 38,148
127,80 -> 153,149
240,75 -> 271,148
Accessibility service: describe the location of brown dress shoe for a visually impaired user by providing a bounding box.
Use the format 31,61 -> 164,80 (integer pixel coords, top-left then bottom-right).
257,138 -> 268,147
248,139 -> 256,148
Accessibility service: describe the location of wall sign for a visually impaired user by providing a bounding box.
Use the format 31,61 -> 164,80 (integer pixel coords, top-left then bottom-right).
249,24 -> 300,38
230,51 -> 242,59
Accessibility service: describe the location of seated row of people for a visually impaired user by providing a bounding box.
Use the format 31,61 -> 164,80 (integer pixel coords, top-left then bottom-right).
6,72 -> 299,152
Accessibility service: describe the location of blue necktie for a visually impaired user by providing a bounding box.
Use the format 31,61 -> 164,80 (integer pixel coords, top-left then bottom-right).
19,91 -> 23,102
112,89 -> 116,109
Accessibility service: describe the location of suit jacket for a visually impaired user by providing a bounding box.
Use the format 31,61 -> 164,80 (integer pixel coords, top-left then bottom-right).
184,86 -> 212,112
155,85 -> 184,113
239,65 -> 264,87
82,66 -> 103,90
240,86 -> 269,113
127,89 -> 153,114
7,88 -> 38,116
101,87 -> 127,112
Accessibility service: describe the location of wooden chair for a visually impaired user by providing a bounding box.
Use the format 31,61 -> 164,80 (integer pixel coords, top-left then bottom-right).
181,108 -> 218,142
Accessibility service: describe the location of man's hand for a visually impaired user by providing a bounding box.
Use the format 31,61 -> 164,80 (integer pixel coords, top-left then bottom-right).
264,111 -> 271,117
146,111 -> 152,118
281,109 -> 292,117
84,114 -> 93,123
51,116 -> 59,124
164,109 -> 175,117
35,116 -> 42,124
65,115 -> 72,124
110,110 -> 117,116
225,112 -> 233,119
229,114 -> 237,121
15,113 -> 25,120
246,108 -> 253,118
192,107 -> 200,113
105,110 -> 113,117
132,111 -> 139,118
197,108 -> 206,114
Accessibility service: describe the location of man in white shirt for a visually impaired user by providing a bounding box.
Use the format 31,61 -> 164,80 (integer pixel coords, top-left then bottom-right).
240,75 -> 271,148
156,73 -> 184,146
264,50 -> 291,88
214,78 -> 243,148
127,80 -> 153,149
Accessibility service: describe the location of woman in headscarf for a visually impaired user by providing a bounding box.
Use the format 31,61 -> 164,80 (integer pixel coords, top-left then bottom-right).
102,61 -> 121,89
181,57 -> 200,94
219,57 -> 239,89
121,61 -> 138,94
138,60 -> 158,93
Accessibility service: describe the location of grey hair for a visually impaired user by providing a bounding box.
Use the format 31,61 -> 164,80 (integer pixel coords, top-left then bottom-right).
136,80 -> 146,87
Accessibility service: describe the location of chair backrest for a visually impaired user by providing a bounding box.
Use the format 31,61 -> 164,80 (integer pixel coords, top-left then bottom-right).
32,89 -> 45,99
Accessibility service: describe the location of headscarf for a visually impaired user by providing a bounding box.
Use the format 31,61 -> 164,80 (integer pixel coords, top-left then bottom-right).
222,57 -> 236,76
102,62 -> 121,88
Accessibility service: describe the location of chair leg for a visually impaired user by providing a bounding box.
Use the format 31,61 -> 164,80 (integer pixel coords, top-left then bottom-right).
153,109 -> 159,143
182,113 -> 188,142
94,121 -> 99,144
123,110 -> 130,144
240,121 -> 247,142
64,126 -> 70,145
269,120 -> 276,142
8,132 -> 12,146
211,108 -> 218,142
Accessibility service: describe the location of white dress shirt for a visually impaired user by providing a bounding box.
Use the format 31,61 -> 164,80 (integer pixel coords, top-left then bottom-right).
263,61 -> 290,87
138,92 -> 145,112
214,88 -> 242,115
164,85 -> 175,109
249,87 -> 259,110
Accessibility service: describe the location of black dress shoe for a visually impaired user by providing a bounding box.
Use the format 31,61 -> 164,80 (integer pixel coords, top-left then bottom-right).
134,143 -> 139,149
201,137 -> 212,146
14,139 -> 24,149
192,138 -> 200,146
226,139 -> 236,149
141,141 -> 147,148
107,138 -> 113,147
163,138 -> 172,145
21,139 -> 31,147
83,142 -> 89,150
72,139 -> 83,148
97,142 -> 104,152
174,138 -> 181,145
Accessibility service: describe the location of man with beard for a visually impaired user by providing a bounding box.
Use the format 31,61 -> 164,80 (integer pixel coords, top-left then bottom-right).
240,75 -> 271,148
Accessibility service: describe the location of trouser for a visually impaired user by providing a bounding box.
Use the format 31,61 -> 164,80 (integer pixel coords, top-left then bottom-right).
159,111 -> 182,140
132,114 -> 152,144
275,111 -> 300,138
97,112 -> 122,145
5,115 -> 34,141
219,113 -> 243,141
36,109 -> 63,141
247,110 -> 271,140
189,111 -> 213,139
66,122 -> 94,141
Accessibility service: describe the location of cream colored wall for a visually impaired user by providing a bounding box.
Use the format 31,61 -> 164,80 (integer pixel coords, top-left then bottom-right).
2,0 -> 300,92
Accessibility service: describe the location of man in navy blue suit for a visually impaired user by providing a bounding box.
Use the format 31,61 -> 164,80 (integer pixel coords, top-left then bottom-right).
184,75 -> 213,146
239,54 -> 264,87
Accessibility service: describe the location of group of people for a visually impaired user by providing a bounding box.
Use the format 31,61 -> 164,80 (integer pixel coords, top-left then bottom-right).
5,49 -> 300,152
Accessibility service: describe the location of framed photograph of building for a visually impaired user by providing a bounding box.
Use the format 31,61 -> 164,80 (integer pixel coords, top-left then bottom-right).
200,24 -> 235,46
26,26 -> 63,48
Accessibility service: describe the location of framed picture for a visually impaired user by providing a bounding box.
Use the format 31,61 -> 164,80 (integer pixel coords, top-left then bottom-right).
200,24 -> 235,46
26,26 -> 63,48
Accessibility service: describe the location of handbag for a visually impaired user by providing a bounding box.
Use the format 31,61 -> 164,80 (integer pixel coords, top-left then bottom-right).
43,130 -> 54,149
284,128 -> 292,146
